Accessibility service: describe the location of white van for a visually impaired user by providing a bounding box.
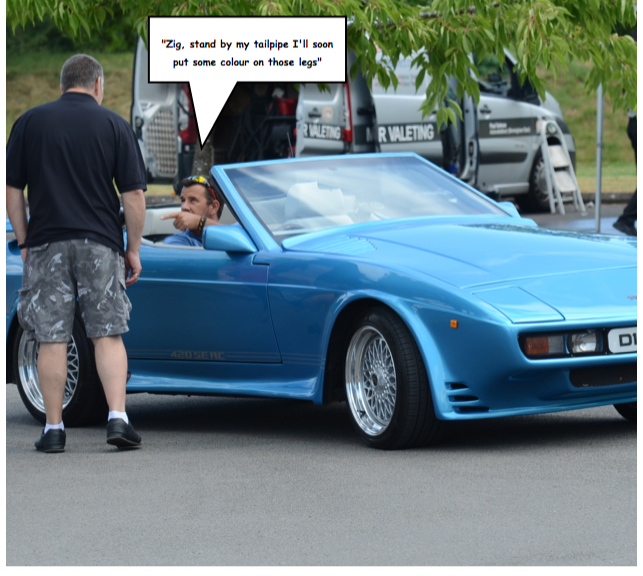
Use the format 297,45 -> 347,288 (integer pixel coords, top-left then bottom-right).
371,51 -> 576,211
132,39 -> 574,211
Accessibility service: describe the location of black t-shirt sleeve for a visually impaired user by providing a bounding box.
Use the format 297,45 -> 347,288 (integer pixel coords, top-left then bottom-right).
113,118 -> 148,194
6,115 -> 28,190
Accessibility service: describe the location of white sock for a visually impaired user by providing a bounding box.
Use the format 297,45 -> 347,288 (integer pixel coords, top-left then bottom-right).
44,422 -> 64,433
108,411 -> 129,424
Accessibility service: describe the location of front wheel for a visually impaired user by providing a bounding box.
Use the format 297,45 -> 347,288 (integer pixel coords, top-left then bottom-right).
614,402 -> 636,423
344,307 -> 442,449
12,314 -> 107,426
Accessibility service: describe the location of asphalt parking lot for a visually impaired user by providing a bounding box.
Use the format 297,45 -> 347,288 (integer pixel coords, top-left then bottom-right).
5,384 -> 637,566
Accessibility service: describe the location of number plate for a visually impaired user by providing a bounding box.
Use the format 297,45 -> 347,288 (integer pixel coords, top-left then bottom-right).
607,327 -> 637,354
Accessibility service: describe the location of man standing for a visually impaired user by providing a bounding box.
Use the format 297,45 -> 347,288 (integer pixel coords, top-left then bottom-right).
613,21 -> 636,237
613,111 -> 637,236
6,54 -> 147,453
161,175 -> 223,246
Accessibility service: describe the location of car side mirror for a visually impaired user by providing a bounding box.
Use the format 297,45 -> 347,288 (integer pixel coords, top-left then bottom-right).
202,225 -> 257,253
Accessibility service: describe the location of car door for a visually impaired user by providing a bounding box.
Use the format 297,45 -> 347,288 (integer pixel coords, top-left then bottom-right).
123,243 -> 281,364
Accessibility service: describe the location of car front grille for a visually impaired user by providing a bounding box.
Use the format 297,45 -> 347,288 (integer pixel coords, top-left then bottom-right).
570,363 -> 637,388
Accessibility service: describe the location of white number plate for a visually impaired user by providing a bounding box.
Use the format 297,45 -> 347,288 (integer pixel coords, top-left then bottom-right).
607,327 -> 637,353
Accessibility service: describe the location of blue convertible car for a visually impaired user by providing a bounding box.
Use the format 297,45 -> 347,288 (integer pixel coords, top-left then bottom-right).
6,153 -> 637,449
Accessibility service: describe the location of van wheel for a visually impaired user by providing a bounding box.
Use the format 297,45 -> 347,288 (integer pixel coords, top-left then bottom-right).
518,152 -> 550,213
12,315 -> 107,426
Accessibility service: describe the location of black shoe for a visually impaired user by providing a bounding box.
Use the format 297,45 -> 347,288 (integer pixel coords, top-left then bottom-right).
613,219 -> 637,236
34,429 -> 66,453
106,418 -> 141,449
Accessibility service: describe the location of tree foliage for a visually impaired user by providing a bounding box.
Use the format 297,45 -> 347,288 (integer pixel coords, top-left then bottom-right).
6,11 -> 138,54
7,1 -> 637,125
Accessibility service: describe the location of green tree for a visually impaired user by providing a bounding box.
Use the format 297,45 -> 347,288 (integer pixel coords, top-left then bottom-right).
6,11 -> 138,54
7,0 -> 637,127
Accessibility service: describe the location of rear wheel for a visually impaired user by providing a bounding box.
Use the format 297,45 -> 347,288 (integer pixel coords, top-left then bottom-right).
344,306 -> 442,449
12,314 -> 107,426
517,152 -> 550,213
614,402 -> 636,423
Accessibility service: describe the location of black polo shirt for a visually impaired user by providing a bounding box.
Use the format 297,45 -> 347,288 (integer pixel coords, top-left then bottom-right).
6,91 -> 147,254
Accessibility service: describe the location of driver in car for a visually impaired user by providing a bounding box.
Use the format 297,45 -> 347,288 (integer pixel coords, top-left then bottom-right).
161,175 -> 223,246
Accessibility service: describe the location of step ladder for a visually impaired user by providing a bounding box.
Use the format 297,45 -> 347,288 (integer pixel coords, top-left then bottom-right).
539,120 -> 586,215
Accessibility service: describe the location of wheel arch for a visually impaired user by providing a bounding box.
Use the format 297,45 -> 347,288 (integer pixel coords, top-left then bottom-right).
321,295 -> 446,409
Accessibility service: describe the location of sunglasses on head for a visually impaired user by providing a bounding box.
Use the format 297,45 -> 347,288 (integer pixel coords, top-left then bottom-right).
183,175 -> 218,203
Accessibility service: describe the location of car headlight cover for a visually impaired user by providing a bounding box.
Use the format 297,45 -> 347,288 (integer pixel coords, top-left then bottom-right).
522,329 -> 605,358
568,330 -> 602,354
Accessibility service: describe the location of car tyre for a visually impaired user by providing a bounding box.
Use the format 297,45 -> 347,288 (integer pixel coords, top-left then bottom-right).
12,314 -> 107,426
344,306 -> 442,449
614,402 -> 636,423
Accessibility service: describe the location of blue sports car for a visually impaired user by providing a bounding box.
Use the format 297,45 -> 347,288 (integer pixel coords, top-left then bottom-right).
6,153 -> 637,449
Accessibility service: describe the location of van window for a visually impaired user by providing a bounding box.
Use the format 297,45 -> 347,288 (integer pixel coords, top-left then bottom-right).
475,54 -> 513,97
301,85 -> 338,102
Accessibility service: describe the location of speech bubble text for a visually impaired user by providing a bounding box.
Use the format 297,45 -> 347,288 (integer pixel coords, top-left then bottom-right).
149,17 -> 347,146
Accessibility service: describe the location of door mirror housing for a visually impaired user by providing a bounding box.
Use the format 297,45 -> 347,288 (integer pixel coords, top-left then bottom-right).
202,225 -> 257,253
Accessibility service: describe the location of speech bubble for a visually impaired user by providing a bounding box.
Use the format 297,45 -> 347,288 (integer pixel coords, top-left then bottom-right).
149,16 -> 347,147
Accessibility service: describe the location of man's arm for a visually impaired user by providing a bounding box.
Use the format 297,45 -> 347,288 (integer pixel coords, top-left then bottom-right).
121,189 -> 146,286
6,185 -> 28,262
160,211 -> 219,232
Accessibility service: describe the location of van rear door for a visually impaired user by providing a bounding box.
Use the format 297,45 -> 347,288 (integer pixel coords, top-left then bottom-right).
295,52 -> 375,157
373,56 -> 442,166
372,54 -> 478,187
131,37 -> 180,184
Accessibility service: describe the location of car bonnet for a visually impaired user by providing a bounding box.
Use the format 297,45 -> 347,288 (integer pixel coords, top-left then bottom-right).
283,219 -> 637,322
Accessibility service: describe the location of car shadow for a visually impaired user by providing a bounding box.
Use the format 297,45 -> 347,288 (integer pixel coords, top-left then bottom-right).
121,394 -> 357,447
432,409 -> 636,452
119,394 -> 635,451
7,385 -> 634,452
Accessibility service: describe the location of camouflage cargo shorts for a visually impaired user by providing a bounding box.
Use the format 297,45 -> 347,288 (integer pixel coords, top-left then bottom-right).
17,239 -> 132,342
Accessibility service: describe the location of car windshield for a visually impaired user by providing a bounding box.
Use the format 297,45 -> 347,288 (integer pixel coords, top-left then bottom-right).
223,155 -> 507,240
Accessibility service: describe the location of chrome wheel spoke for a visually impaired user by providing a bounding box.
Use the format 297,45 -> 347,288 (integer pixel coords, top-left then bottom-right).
17,333 -> 80,412
346,325 -> 397,437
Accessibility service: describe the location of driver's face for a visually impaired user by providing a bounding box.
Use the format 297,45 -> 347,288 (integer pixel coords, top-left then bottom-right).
180,184 -> 219,219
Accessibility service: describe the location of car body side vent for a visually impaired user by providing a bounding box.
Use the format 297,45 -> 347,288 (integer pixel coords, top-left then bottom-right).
446,382 -> 468,390
445,383 -> 489,413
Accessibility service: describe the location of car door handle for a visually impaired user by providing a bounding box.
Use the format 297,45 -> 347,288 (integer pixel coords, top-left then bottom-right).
308,111 -> 322,118
480,105 -> 492,115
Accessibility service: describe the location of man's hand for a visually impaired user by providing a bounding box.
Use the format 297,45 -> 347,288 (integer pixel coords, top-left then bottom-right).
121,189 -> 145,287
161,211 -> 202,232
124,249 -> 142,287
6,185 -> 29,262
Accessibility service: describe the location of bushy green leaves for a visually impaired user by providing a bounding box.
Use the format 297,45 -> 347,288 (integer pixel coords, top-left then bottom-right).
6,0 -> 637,114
